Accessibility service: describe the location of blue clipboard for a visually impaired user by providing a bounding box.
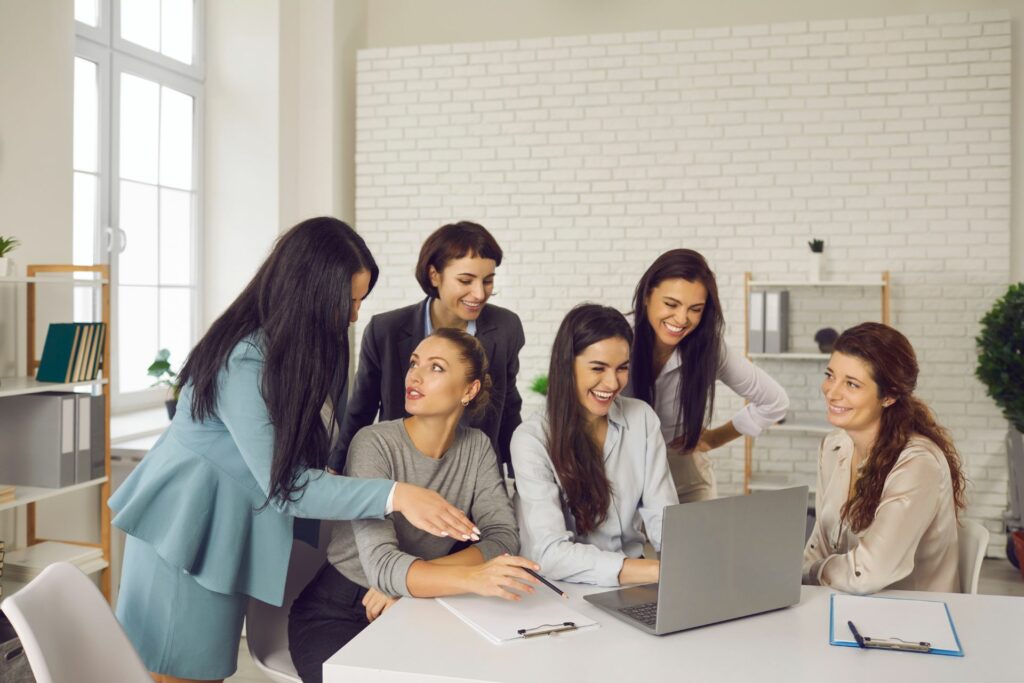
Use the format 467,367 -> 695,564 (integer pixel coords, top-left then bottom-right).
829,593 -> 964,657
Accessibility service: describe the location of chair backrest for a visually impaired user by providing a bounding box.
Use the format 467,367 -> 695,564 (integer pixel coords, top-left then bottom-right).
246,533 -> 328,683
1,562 -> 151,683
957,520 -> 989,594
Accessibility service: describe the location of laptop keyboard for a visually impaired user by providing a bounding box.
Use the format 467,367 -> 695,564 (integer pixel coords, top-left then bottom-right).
619,602 -> 658,627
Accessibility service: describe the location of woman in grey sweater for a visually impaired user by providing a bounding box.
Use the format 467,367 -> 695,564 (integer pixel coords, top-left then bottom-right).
288,328 -> 538,683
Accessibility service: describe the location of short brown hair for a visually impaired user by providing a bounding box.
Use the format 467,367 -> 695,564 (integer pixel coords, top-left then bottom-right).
415,222 -> 503,297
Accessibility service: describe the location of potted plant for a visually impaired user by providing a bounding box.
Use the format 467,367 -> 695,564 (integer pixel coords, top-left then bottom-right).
0,235 -> 19,277
148,348 -> 181,420
975,282 -> 1024,570
530,374 -> 548,397
807,238 -> 824,282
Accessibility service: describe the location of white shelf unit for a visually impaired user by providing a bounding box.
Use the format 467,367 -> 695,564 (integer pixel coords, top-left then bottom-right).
0,264 -> 112,600
742,271 -> 890,494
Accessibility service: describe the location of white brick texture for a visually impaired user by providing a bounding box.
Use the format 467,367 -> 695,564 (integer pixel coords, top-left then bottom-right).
355,13 -> 1012,556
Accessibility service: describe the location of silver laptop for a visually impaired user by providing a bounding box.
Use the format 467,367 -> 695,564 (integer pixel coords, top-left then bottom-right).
584,486 -> 807,635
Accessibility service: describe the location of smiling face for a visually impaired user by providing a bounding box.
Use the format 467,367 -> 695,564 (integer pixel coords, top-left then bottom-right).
404,335 -> 480,417
822,351 -> 893,433
429,255 -> 496,322
644,278 -> 707,356
573,336 -> 631,421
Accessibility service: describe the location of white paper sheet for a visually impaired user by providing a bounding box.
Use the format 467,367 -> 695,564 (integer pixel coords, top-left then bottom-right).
830,593 -> 962,655
437,589 -> 598,645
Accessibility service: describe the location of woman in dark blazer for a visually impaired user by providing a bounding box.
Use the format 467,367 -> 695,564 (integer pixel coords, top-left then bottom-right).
329,221 -> 525,477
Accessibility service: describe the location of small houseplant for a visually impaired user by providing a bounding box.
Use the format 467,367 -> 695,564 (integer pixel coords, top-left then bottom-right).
0,235 -> 19,277
975,282 -> 1024,570
148,348 -> 181,420
530,374 -> 548,397
807,238 -> 824,282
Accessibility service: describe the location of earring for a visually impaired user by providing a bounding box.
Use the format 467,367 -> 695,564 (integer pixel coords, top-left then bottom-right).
461,399 -> 469,406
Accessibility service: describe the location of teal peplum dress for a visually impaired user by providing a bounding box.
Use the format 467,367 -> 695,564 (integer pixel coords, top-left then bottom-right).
109,335 -> 392,679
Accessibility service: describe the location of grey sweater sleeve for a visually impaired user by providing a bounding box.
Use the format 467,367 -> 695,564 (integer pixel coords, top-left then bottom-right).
466,434 -> 520,561
345,430 -> 420,597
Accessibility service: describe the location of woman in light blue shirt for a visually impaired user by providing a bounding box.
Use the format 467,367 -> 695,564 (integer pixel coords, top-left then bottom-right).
512,304 -> 678,586
110,218 -> 478,683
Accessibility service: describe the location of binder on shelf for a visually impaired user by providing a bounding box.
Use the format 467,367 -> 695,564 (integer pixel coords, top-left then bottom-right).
0,392 -> 77,488
36,324 -> 82,383
437,590 -> 598,644
748,291 -> 765,354
829,593 -> 963,657
89,394 -> 106,480
764,290 -> 790,353
36,323 -> 107,383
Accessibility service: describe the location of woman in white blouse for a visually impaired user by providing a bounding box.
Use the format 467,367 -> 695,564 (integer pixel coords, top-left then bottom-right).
803,322 -> 966,594
511,304 -> 679,586
628,249 -> 789,502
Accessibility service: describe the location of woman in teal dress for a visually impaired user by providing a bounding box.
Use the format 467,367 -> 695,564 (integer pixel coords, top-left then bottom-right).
109,217 -> 478,683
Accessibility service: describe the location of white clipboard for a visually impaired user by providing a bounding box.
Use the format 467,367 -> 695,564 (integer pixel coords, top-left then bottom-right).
437,589 -> 598,644
829,593 -> 964,657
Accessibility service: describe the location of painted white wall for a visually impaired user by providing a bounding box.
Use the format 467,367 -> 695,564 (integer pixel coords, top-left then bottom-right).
361,0 -> 1023,281
0,0 -> 98,549
203,0 -> 283,325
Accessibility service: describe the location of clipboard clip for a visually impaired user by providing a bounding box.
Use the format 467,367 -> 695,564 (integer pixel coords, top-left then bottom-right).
517,622 -> 577,639
863,636 -> 932,653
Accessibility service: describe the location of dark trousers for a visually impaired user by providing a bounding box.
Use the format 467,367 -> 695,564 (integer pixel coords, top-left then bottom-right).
288,563 -> 370,683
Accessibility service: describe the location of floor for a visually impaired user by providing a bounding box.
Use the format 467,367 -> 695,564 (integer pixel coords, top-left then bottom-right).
224,558 -> 1024,682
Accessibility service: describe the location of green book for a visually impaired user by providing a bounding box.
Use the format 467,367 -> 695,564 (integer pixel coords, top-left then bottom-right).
36,323 -> 83,383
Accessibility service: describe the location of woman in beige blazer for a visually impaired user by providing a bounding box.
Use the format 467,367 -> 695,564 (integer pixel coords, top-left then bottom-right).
803,322 -> 966,594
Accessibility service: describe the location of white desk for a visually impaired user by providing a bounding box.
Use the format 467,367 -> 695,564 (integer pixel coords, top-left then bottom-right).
324,583 -> 1024,682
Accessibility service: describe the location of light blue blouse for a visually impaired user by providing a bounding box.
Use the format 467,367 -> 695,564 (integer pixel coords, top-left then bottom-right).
109,335 -> 393,606
511,396 -> 679,586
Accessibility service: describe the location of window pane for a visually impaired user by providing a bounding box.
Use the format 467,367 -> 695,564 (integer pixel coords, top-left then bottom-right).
159,189 -> 192,285
118,285 -> 159,393
119,180 -> 158,286
159,288 -> 192,373
74,58 -> 98,173
161,0 -> 194,64
121,0 -> 160,53
119,73 -> 159,184
159,86 -> 193,189
73,172 -> 98,266
75,0 -> 98,27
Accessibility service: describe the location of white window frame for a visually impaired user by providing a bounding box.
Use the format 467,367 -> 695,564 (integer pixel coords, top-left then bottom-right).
76,0 -> 204,414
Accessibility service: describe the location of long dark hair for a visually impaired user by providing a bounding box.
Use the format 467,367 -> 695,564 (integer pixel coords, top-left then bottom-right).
177,217 -> 379,506
833,323 -> 967,533
630,249 -> 724,451
546,304 -> 633,536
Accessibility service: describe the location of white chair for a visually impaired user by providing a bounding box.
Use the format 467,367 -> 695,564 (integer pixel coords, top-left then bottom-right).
246,534 -> 327,683
958,519 -> 990,594
1,562 -> 151,683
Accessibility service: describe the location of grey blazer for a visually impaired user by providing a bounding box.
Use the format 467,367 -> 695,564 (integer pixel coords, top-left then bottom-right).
328,298 -> 525,474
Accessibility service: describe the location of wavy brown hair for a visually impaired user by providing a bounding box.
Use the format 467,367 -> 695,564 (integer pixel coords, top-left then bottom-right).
546,304 -> 633,536
630,249 -> 724,451
833,323 -> 967,533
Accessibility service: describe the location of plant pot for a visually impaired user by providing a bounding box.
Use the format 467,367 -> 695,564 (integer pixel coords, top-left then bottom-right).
165,399 -> 177,421
808,252 -> 824,282
0,257 -> 10,277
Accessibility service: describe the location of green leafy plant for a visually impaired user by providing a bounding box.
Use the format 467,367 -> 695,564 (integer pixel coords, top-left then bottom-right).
0,235 -> 19,257
530,374 -> 548,397
808,239 -> 824,253
148,348 -> 181,400
976,283 -> 1024,432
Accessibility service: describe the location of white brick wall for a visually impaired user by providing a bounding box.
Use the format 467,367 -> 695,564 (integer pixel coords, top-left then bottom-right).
355,12 -> 1012,555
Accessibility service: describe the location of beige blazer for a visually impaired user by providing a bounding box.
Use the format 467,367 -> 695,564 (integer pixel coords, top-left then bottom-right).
802,430 -> 959,594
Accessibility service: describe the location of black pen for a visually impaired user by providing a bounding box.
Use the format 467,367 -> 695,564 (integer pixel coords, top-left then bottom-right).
525,567 -> 568,599
848,620 -> 866,648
